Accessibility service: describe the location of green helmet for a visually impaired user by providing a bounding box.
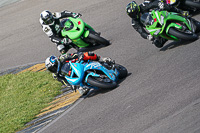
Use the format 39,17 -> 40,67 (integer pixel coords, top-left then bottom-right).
126,1 -> 140,18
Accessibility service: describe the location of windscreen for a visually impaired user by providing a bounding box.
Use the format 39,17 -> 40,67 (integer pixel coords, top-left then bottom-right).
61,63 -> 71,76
140,12 -> 154,26
60,19 -> 74,31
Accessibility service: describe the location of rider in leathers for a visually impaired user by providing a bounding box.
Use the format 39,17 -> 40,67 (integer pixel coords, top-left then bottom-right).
54,52 -> 100,86
40,10 -> 81,54
126,1 -> 189,48
45,52 -> 114,95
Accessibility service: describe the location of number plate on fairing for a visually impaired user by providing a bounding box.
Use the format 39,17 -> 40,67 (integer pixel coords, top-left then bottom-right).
85,62 -> 102,70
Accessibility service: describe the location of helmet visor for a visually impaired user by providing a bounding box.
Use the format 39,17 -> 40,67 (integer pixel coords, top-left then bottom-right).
44,15 -> 54,25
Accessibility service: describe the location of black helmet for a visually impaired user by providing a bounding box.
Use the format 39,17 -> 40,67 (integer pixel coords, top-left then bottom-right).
45,55 -> 60,73
40,10 -> 55,25
126,1 -> 140,18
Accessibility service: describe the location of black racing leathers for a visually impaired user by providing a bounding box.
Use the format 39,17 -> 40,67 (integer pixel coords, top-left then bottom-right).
131,1 -> 183,40
54,52 -> 100,86
40,10 -> 80,53
53,52 -> 80,86
49,11 -> 77,44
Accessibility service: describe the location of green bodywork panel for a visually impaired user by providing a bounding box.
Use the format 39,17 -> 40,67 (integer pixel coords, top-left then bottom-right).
61,17 -> 95,48
145,10 -> 191,41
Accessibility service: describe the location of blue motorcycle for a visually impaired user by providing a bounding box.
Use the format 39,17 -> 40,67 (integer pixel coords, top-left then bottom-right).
59,60 -> 127,90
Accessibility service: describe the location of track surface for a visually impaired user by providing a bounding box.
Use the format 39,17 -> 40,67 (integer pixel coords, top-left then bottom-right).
1,0 -> 200,133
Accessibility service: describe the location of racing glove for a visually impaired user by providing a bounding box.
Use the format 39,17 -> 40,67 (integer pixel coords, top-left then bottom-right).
61,38 -> 72,46
61,38 -> 67,44
60,48 -> 67,55
61,38 -> 72,44
52,73 -> 70,86
52,73 -> 58,79
73,13 -> 82,18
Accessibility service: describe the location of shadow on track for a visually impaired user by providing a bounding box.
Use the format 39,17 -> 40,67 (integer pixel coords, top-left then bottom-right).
160,38 -> 199,51
77,42 -> 111,52
84,73 -> 132,98
191,10 -> 200,17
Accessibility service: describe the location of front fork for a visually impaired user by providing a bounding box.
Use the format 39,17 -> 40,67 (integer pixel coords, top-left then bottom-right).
84,22 -> 95,31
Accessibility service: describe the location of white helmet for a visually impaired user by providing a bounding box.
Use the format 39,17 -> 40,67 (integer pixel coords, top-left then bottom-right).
45,55 -> 60,73
40,10 -> 55,25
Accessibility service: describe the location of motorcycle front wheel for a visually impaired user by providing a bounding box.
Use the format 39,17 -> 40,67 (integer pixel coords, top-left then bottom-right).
115,64 -> 128,79
87,30 -> 110,46
168,28 -> 198,41
87,76 -> 117,90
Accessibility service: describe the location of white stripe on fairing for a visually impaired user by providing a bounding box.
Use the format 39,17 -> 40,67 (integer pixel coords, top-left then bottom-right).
148,29 -> 159,32
155,11 -> 161,24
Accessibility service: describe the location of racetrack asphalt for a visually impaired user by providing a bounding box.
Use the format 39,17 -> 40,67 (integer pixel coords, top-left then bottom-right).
1,0 -> 200,133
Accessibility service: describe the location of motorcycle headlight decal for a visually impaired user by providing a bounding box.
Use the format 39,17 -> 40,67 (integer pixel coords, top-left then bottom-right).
160,15 -> 164,25
154,29 -> 161,35
175,23 -> 183,29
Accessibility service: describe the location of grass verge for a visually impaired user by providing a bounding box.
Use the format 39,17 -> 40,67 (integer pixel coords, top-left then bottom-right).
0,71 -> 62,133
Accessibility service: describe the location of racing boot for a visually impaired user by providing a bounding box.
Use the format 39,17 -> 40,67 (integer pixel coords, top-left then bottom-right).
153,37 -> 167,48
52,73 -> 71,88
78,87 -> 90,95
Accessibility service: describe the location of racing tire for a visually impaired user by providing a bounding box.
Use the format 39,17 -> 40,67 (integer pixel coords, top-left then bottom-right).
168,28 -> 198,41
87,31 -> 110,46
115,64 -> 128,79
87,76 -> 117,90
193,20 -> 200,33
185,0 -> 200,9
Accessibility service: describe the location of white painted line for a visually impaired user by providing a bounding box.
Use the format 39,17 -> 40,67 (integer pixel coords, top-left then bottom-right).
37,96 -> 85,133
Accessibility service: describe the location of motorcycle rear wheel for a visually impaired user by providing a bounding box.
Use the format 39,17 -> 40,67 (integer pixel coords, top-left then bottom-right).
87,30 -> 110,46
87,76 -> 117,90
185,0 -> 200,9
115,64 -> 128,79
168,28 -> 198,41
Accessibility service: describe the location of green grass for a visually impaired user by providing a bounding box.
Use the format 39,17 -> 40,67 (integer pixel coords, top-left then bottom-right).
0,71 -> 62,133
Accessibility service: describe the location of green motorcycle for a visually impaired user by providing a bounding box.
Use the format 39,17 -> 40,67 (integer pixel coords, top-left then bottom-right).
140,10 -> 199,41
60,17 -> 110,51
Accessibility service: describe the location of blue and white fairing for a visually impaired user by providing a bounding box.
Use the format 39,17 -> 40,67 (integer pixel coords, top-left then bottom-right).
64,62 -> 84,85
63,61 -> 119,87
84,62 -> 119,82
